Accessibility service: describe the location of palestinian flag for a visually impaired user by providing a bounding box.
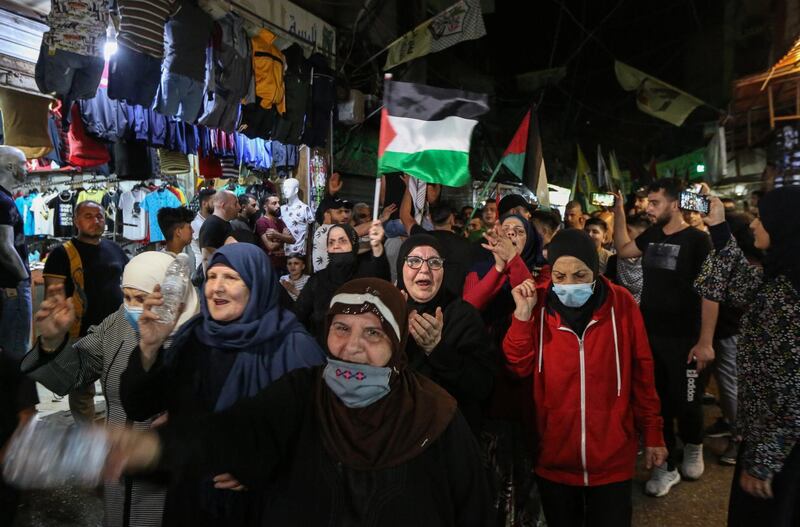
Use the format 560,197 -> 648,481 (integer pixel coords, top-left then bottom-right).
500,108 -> 550,208
378,80 -> 489,187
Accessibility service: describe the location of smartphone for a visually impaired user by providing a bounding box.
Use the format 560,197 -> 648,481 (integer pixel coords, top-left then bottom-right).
590,192 -> 616,207
678,191 -> 710,214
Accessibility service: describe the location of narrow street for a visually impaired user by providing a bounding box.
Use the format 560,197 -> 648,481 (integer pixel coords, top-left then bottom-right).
12,386 -> 735,526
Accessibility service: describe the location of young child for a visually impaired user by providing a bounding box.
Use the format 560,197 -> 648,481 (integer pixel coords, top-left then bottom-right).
279,254 -> 309,301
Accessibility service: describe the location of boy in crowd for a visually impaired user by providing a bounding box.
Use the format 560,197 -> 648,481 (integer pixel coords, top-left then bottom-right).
158,207 -> 196,269
584,217 -> 614,274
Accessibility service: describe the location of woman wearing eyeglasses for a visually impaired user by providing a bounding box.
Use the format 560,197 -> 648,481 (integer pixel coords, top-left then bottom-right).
396,234 -> 494,431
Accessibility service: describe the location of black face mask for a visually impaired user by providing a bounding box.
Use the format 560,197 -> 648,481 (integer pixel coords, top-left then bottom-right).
328,252 -> 356,267
273,206 -> 282,218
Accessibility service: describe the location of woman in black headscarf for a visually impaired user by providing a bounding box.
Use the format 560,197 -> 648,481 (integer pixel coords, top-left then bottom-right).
695,187 -> 800,527
396,234 -> 494,430
293,222 -> 389,344
105,278 -> 492,526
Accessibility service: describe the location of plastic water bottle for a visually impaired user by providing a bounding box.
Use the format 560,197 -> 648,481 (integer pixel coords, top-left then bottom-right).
2,417 -> 110,489
151,252 -> 191,325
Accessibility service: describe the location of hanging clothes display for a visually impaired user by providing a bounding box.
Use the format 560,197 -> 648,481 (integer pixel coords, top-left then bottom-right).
68,103 -> 111,168
198,14 -> 252,133
141,186 -> 181,242
31,191 -> 56,236
154,0 -> 214,123
109,0 -> 174,107
158,149 -> 191,174
14,192 -> 37,236
48,190 -> 77,238
77,187 -> 106,204
302,53 -> 336,148
0,88 -> 54,159
34,0 -> 107,109
272,43 -> 309,144
118,186 -> 148,241
79,66 -> 130,143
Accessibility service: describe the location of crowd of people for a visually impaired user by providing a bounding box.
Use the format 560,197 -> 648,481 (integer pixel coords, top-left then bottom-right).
1,148 -> 798,526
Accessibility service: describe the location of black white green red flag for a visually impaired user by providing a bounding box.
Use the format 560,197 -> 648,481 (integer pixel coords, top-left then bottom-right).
377,79 -> 489,187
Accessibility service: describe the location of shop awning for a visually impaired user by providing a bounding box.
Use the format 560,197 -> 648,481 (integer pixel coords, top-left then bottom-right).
730,33 -> 800,149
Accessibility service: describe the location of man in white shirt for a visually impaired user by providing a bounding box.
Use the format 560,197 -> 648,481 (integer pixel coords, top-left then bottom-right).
190,189 -> 216,266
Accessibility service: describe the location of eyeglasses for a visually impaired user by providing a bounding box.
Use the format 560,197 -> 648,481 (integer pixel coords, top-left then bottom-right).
404,256 -> 445,270
502,227 -> 526,236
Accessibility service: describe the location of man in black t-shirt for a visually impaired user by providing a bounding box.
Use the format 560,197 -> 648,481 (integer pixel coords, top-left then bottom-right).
0,146 -> 32,363
43,201 -> 128,423
613,178 -> 717,497
199,190 -> 238,272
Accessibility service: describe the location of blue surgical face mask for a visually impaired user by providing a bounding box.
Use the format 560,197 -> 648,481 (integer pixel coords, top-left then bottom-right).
123,304 -> 144,331
323,358 -> 393,408
552,281 -> 596,308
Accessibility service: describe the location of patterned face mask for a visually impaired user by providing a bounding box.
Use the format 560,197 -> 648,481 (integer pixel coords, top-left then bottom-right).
323,358 -> 393,408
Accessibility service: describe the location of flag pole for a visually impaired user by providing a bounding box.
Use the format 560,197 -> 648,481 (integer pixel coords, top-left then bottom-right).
469,159 -> 503,220
375,73 -> 392,221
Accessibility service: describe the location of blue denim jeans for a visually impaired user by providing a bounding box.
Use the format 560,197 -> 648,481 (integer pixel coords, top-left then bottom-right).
0,280 -> 32,361
384,219 -> 408,238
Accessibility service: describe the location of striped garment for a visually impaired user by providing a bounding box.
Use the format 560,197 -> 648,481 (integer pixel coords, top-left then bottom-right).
158,148 -> 191,174
116,0 -> 175,58
21,308 -> 167,526
221,157 -> 239,179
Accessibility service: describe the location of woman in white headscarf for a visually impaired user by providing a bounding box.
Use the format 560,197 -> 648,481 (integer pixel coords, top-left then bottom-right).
21,251 -> 199,527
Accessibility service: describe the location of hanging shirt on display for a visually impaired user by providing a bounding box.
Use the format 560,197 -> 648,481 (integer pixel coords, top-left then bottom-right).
14,193 -> 37,236
141,188 -> 181,242
48,190 -> 77,238
77,188 -> 106,204
30,193 -> 55,236
118,188 -> 148,241
42,0 -> 109,57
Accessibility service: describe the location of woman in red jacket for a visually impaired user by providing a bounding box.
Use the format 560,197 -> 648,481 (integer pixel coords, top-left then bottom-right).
503,229 -> 666,527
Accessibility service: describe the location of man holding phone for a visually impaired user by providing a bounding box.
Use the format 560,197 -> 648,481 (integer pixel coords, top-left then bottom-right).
612,178 -> 718,498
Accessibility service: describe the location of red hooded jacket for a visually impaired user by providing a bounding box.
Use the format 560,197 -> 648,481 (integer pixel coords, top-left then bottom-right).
503,276 -> 664,486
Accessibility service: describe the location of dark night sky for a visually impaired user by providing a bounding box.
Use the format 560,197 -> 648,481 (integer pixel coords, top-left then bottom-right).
476,0 -> 727,179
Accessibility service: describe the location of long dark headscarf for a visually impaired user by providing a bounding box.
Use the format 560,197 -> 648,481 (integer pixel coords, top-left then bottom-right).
323,223 -> 360,286
169,243 -> 322,410
316,278 -> 457,469
759,186 -> 800,293
396,234 -> 454,314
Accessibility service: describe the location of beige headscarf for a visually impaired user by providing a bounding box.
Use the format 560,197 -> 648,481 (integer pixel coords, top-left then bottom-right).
121,251 -> 200,331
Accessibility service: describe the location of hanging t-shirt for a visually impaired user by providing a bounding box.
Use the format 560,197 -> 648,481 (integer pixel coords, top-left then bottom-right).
42,0 -> 109,57
118,188 -> 148,241
14,193 -> 36,236
281,201 -> 314,256
30,193 -> 55,236
116,0 -> 174,59
0,185 -> 29,287
141,188 -> 181,242
77,188 -> 107,204
48,190 -> 77,238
